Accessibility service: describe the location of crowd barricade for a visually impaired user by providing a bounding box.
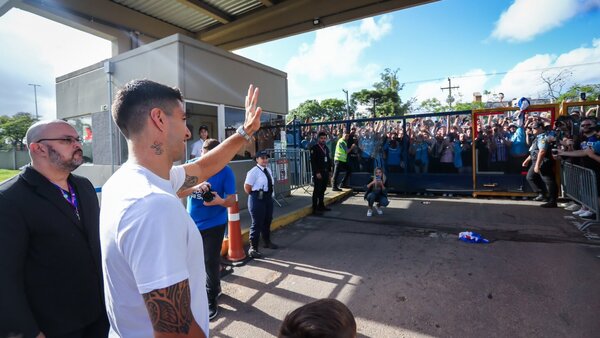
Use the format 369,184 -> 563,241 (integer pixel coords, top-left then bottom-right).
264,148 -> 312,206
561,161 -> 600,231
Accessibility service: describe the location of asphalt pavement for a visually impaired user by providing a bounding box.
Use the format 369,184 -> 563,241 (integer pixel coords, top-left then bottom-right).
211,193 -> 600,338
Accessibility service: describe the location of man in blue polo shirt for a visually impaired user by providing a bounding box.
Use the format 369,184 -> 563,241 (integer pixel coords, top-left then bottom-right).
178,139 -> 236,321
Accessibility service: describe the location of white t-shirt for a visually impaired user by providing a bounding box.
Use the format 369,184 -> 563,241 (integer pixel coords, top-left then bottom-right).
245,165 -> 274,192
100,162 -> 209,338
190,139 -> 205,158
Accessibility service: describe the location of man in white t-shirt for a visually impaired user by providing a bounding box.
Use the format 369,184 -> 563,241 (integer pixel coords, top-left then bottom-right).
100,79 -> 261,338
190,125 -> 209,159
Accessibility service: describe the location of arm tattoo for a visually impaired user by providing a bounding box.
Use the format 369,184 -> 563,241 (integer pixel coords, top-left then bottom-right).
151,141 -> 163,155
180,175 -> 198,190
142,280 -> 193,334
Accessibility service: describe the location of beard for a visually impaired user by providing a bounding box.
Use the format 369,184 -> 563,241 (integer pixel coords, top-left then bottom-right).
47,144 -> 84,172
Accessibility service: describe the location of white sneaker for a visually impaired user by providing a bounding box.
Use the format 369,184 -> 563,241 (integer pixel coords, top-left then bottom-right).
579,210 -> 594,218
565,203 -> 580,211
367,209 -> 373,217
573,209 -> 587,215
375,206 -> 383,215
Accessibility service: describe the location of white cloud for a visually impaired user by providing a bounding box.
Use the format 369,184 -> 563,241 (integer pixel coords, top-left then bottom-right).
411,38 -> 600,106
492,0 -> 600,42
494,39 -> 600,100
285,15 -> 392,108
0,9 -> 111,117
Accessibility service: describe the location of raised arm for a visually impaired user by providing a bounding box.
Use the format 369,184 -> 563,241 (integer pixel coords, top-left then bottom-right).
181,85 -> 262,187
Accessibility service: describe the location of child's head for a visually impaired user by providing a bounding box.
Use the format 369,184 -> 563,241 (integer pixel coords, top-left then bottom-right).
278,298 -> 357,338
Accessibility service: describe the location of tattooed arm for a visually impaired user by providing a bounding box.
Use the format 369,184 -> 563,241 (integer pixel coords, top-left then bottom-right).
142,279 -> 206,338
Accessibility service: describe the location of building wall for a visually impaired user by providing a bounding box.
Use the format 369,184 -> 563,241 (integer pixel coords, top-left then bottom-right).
55,33 -> 288,190
56,63 -> 107,120
179,35 -> 287,114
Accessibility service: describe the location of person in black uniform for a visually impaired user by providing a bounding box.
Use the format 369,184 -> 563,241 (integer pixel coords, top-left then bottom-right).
244,150 -> 278,258
522,121 -> 557,207
311,131 -> 333,213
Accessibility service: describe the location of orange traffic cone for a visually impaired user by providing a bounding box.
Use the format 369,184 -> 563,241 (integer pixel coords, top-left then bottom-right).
225,194 -> 246,264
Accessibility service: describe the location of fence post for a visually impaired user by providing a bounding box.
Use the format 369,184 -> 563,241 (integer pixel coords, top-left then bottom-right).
12,148 -> 17,170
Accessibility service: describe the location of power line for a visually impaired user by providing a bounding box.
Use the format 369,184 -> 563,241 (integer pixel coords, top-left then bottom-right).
289,60 -> 600,99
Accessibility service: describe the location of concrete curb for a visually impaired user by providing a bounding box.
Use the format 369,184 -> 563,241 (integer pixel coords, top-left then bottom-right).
233,189 -> 353,247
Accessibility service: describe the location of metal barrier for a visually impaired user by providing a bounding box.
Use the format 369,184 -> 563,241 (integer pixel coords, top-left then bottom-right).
264,148 -> 312,206
561,161 -> 600,231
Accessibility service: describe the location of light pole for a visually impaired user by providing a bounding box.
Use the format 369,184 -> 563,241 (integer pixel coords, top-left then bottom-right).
342,89 -> 350,120
28,83 -> 41,120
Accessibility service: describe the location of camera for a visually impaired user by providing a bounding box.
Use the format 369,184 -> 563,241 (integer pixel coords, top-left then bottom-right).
201,188 -> 214,202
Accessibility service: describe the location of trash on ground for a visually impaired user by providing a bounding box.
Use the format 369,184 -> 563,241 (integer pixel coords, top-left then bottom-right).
421,201 -> 431,205
458,231 -> 490,244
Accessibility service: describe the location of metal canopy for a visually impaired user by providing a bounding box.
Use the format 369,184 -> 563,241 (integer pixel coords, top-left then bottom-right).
2,0 -> 436,52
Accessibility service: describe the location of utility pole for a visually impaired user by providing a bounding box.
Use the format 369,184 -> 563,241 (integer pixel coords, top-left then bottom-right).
440,77 -> 459,108
342,89 -> 350,120
28,83 -> 41,119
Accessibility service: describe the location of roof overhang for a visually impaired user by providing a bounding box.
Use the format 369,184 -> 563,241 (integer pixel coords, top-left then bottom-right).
3,0 -> 437,53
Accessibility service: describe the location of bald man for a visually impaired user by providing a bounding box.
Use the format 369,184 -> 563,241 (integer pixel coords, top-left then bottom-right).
0,120 -> 109,338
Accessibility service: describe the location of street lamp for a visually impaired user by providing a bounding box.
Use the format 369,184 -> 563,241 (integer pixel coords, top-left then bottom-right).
28,83 -> 41,120
342,89 -> 350,120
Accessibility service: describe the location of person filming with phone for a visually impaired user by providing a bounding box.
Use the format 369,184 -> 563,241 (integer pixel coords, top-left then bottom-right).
365,167 -> 389,217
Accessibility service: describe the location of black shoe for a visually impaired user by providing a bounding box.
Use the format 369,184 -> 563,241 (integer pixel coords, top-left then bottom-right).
208,302 -> 218,321
248,247 -> 263,258
318,206 -> 332,211
540,201 -> 557,208
264,241 -> 279,249
533,194 -> 546,202
332,187 -> 342,192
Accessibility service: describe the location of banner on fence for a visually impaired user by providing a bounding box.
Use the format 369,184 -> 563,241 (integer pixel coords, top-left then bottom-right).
276,158 -> 288,183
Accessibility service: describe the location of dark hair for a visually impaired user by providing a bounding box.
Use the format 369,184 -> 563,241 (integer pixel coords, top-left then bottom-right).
199,125 -> 209,132
112,79 -> 183,138
317,131 -> 328,138
278,299 -> 356,338
202,138 -> 220,151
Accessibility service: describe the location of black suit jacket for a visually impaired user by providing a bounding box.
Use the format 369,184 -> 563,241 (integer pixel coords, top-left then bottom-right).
310,143 -> 332,176
0,166 -> 107,338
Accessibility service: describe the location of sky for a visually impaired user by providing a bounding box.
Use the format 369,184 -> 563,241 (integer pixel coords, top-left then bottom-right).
1,0 -> 599,119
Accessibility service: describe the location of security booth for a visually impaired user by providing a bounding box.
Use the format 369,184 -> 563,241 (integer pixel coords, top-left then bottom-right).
472,103 -> 558,197
55,33 -> 289,207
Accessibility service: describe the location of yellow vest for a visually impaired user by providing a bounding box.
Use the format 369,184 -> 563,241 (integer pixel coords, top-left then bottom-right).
334,138 -> 348,162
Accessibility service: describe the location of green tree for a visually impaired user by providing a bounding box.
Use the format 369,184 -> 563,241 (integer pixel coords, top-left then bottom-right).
352,68 -> 410,117
0,112 -> 37,150
374,68 -> 404,93
558,83 -> 600,102
320,98 -> 348,120
419,98 -> 444,113
289,99 -> 325,122
453,101 -> 485,111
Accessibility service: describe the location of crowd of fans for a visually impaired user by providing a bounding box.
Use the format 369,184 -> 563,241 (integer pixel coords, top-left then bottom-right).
288,109 -> 599,176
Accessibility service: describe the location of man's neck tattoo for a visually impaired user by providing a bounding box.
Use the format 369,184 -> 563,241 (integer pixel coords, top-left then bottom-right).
151,141 -> 163,155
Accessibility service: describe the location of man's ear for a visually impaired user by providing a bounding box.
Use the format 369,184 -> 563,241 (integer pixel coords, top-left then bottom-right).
29,143 -> 46,156
149,108 -> 167,132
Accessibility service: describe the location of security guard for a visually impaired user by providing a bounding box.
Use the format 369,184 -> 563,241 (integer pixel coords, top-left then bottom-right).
332,129 -> 355,191
310,131 -> 333,213
244,150 -> 278,258
522,121 -> 557,207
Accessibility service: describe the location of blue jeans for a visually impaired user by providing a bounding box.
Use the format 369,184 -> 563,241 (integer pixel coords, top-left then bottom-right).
366,191 -> 389,208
